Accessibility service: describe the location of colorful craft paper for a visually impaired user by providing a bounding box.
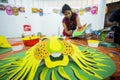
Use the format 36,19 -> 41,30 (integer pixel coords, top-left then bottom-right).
0,35 -> 11,48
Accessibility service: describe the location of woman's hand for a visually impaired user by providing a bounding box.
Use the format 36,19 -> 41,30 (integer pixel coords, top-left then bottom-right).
63,22 -> 73,36
66,30 -> 73,35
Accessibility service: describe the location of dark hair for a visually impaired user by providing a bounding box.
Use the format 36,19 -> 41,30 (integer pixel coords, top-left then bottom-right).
62,4 -> 71,14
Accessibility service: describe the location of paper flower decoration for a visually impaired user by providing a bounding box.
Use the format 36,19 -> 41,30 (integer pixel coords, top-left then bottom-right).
5,5 -> 13,15
91,6 -> 98,15
32,8 -> 38,13
39,8 -> 43,16
71,8 -> 75,13
85,7 -> 91,12
19,7 -> 25,13
79,8 -> 85,15
53,8 -> 60,14
13,7 -> 19,16
0,4 -> 5,11
75,8 -> 79,14
0,36 -> 115,80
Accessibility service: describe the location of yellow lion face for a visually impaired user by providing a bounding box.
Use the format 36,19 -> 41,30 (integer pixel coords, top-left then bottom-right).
34,36 -> 74,68
0,36 -> 115,80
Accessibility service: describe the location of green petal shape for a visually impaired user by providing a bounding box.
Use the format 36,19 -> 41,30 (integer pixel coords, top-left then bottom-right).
0,46 -> 116,80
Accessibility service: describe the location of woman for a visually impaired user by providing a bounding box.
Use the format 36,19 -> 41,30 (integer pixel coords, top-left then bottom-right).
109,8 -> 120,26
62,4 -> 82,36
108,8 -> 120,44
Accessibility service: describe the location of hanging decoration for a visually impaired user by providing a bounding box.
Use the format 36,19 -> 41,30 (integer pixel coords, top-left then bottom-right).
85,7 -> 91,12
0,4 -> 5,11
53,9 -> 64,16
13,7 -> 19,16
23,17 -> 31,31
12,0 -> 18,16
1,0 -> 25,15
72,8 -> 80,14
79,8 -> 85,15
19,0 -> 25,13
39,8 -> 43,16
5,5 -> 13,15
72,8 -> 75,13
32,8 -> 38,13
22,16 -> 33,37
53,8 -> 60,14
91,6 -> 98,15
23,24 -> 31,31
75,8 -> 79,14
31,0 -> 38,13
38,0 -> 43,16
19,7 -> 25,13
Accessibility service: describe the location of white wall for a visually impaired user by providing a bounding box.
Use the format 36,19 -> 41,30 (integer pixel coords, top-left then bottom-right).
0,0 -> 106,38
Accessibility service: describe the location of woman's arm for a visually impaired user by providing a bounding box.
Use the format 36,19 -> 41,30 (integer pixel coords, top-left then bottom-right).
76,16 -> 82,28
62,22 -> 73,35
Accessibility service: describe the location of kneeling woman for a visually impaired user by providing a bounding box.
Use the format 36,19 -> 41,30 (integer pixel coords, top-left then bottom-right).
62,4 -> 82,36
